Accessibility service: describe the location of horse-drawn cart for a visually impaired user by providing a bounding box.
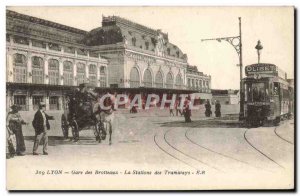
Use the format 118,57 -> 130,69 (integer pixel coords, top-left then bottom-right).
60,85 -> 107,143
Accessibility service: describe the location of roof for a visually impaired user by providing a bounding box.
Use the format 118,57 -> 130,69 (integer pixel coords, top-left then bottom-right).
82,15 -> 186,60
6,10 -> 87,35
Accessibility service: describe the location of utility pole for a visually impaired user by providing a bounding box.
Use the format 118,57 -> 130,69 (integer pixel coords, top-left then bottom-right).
201,17 -> 244,120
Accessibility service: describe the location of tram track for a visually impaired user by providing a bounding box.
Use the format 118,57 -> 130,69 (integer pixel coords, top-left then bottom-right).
153,128 -> 222,172
273,127 -> 294,145
185,129 -> 268,172
163,129 -> 222,172
153,133 -> 198,170
244,128 -> 284,169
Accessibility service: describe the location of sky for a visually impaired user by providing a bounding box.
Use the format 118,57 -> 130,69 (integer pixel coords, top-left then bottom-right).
7,6 -> 294,89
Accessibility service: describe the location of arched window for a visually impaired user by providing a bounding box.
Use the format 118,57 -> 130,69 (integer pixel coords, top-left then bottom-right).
13,53 -> 27,83
175,74 -> 183,89
187,78 -> 191,88
77,63 -> 85,85
166,72 -> 173,89
100,66 -> 107,87
195,80 -> 199,89
89,64 -> 97,86
199,80 -> 202,89
191,79 -> 195,89
32,56 -> 44,84
143,69 -> 152,87
155,71 -> 163,88
130,67 -> 140,88
63,61 -> 73,86
48,59 -> 59,85
132,37 -> 137,46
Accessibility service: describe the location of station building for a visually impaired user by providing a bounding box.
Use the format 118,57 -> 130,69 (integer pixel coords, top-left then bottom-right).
6,10 -> 212,111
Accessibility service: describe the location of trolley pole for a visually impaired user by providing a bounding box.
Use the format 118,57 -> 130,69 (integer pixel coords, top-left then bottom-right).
201,17 -> 244,120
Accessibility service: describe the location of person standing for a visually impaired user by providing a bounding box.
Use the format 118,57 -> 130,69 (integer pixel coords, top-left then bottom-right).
205,100 -> 212,117
6,104 -> 27,156
215,100 -> 221,117
183,97 -> 192,123
32,102 -> 54,155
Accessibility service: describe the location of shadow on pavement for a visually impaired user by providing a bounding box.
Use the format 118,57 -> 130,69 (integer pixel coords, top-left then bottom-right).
157,118 -> 244,128
24,136 -> 100,146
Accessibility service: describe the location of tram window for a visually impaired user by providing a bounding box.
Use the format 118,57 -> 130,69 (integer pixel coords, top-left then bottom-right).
251,83 -> 266,102
270,83 -> 273,96
274,83 -> 279,95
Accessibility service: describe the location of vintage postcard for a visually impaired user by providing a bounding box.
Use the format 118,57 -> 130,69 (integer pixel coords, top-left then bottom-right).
6,6 -> 294,190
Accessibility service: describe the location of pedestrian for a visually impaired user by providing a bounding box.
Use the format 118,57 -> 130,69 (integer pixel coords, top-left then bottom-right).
175,99 -> 181,116
6,104 -> 27,156
183,97 -> 192,122
215,100 -> 221,117
205,100 -> 212,117
169,107 -> 175,116
32,102 -> 54,155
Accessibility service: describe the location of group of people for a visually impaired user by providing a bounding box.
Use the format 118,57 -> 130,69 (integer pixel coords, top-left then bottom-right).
6,102 -> 54,158
205,100 -> 221,118
169,99 -> 222,123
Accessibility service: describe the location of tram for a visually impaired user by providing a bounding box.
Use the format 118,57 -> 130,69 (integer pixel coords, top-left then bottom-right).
243,63 -> 294,126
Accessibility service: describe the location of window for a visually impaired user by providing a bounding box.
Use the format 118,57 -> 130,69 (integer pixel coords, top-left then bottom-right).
132,37 -> 136,46
166,72 -> 173,89
14,95 -> 27,111
247,82 -> 266,102
48,59 -> 59,85
63,61 -> 73,86
32,56 -> 44,84
176,51 -> 180,58
130,67 -> 140,87
13,53 -> 27,83
77,63 -> 85,85
175,74 -> 183,89
143,69 -> 152,87
64,46 -> 75,54
13,36 -> 29,45
145,42 -> 149,50
49,96 -> 59,110
77,49 -> 87,56
48,43 -> 61,51
100,66 -> 107,87
155,71 -> 163,88
32,40 -> 46,48
89,64 -> 97,86
187,78 -> 191,88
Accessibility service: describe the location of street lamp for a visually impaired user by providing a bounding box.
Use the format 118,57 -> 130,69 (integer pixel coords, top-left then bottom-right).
201,17 -> 244,120
255,40 -> 263,64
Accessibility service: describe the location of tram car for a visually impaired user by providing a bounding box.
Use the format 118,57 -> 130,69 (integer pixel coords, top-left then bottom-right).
243,63 -> 294,126
61,84 -> 106,142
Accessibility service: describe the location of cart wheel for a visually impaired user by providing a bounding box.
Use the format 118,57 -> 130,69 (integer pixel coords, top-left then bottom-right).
61,114 -> 69,139
98,122 -> 107,141
71,120 -> 79,142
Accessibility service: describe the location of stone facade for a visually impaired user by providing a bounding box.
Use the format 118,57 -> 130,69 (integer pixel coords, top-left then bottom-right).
6,10 -> 108,111
6,10 -> 212,111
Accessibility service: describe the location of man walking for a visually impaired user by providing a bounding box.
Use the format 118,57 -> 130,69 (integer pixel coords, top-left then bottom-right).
32,102 -> 54,155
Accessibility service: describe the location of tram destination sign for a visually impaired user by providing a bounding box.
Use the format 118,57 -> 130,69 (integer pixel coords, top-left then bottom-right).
245,63 -> 287,79
245,63 -> 277,76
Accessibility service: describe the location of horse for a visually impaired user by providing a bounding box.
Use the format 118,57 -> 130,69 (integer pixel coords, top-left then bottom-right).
93,93 -> 115,145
